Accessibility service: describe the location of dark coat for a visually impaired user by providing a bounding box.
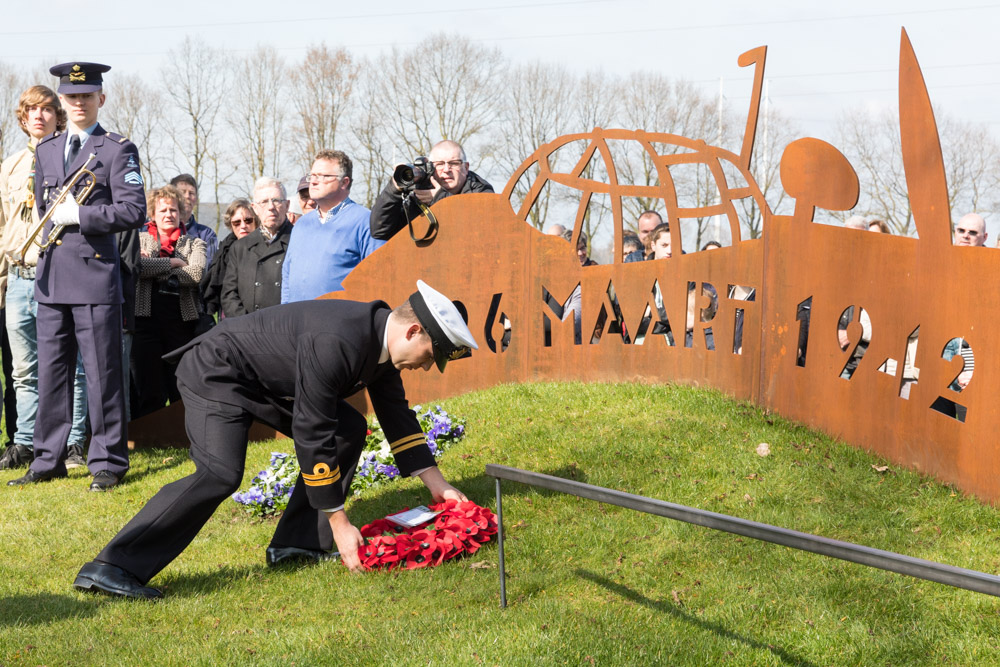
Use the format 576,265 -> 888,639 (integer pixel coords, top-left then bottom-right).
200,232 -> 237,316
221,221 -> 291,318
118,228 -> 141,331
33,124 -> 146,305
168,299 -> 435,509
30,124 -> 144,478
185,217 -> 218,266
369,170 -> 494,241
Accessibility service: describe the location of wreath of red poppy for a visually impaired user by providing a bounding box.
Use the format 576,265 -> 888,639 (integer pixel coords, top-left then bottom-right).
358,499 -> 497,571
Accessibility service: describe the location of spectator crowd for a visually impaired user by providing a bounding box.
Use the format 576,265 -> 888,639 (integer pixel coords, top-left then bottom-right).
0,65 -> 492,491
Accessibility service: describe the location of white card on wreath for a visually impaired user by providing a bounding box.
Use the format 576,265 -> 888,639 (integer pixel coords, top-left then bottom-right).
386,506 -> 441,528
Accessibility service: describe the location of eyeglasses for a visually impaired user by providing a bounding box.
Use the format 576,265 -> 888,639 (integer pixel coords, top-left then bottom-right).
254,198 -> 287,207
231,217 -> 255,227
431,160 -> 465,170
956,227 -> 980,237
308,173 -> 345,182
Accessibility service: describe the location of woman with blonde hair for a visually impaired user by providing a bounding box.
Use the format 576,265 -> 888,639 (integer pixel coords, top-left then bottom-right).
131,185 -> 206,418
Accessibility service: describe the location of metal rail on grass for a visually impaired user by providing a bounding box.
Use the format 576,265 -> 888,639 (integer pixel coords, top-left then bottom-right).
485,464 -> 1000,608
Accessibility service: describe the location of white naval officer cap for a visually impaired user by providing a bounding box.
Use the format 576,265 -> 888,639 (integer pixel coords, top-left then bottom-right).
409,279 -> 478,373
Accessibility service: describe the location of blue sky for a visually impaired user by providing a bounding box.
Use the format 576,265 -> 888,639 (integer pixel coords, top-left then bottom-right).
2,0 -> 996,140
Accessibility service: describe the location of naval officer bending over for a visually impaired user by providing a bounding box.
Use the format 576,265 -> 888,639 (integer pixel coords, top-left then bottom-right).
75,280 -> 477,599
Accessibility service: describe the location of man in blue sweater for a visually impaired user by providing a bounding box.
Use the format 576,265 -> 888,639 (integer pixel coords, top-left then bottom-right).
281,150 -> 383,304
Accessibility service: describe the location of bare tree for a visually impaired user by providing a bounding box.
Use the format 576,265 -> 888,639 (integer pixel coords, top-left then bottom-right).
162,36 -> 231,222
369,34 -> 507,157
734,106 -> 799,239
103,74 -> 166,187
615,74 -> 717,229
569,70 -> 622,251
835,108 -> 914,235
227,46 -> 288,183
836,108 -> 1000,236
349,64 -> 396,208
289,45 -> 359,169
350,36 -> 506,207
491,61 -> 573,230
939,114 -> 1000,219
0,63 -> 26,160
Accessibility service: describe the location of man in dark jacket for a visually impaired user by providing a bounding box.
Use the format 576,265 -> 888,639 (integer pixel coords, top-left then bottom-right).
73,280 -> 478,599
221,181 -> 292,317
370,140 -> 493,241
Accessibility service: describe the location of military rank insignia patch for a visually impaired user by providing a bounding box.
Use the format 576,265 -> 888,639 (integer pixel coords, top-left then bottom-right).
303,462 -> 340,487
124,171 -> 143,186
125,154 -> 138,169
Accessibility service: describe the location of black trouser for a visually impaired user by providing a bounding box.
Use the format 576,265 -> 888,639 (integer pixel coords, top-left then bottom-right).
96,382 -> 366,584
1,308 -> 17,442
130,291 -> 197,419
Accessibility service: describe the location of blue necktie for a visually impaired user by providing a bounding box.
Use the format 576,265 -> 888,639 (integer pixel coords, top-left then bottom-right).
65,135 -> 81,172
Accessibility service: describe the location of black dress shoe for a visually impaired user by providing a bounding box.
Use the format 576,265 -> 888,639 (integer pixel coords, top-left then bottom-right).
0,444 -> 33,470
266,546 -> 339,567
74,561 -> 162,600
89,470 -> 120,492
7,467 -> 67,486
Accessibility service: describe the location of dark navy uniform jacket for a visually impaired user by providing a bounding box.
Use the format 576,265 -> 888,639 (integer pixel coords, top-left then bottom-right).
169,299 -> 435,510
33,124 -> 146,304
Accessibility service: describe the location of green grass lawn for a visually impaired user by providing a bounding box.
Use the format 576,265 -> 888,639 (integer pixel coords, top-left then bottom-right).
2,382 -> 999,666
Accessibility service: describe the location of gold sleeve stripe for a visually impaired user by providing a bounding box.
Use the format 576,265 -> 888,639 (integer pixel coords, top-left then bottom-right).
303,463 -> 341,487
392,439 -> 426,455
390,433 -> 426,454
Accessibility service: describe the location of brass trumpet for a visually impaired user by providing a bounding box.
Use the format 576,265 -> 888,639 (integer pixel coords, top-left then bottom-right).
11,153 -> 97,265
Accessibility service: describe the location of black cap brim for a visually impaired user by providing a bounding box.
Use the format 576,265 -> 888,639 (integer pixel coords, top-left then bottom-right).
410,290 -> 471,373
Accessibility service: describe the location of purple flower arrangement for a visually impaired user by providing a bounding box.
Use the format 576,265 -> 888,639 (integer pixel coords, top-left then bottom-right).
354,405 -> 467,495
233,406 -> 467,516
231,451 -> 300,518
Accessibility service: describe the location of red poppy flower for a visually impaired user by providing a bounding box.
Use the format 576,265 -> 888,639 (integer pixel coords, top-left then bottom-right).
393,535 -> 417,560
360,518 -> 396,538
404,551 -> 433,569
407,529 -> 443,562
436,529 -> 463,559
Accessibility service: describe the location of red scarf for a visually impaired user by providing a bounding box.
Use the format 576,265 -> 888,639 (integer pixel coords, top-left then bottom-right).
145,220 -> 186,257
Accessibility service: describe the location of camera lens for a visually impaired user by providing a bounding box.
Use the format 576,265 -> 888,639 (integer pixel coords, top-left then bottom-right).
393,164 -> 416,189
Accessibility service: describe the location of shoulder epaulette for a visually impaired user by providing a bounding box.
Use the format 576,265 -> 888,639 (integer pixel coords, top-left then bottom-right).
106,132 -> 128,144
38,131 -> 62,145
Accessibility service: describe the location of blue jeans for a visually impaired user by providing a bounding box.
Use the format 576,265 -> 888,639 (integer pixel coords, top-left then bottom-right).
5,272 -> 87,449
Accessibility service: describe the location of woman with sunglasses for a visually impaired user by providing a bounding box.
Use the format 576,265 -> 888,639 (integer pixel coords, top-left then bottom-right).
201,199 -> 259,318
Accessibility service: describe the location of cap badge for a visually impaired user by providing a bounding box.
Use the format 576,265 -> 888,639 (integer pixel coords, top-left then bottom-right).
69,64 -> 86,82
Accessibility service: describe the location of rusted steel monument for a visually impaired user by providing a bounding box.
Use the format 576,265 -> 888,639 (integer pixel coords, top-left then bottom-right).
132,30 -> 998,503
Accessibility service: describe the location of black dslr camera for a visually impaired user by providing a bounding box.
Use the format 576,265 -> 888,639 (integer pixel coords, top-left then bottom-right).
393,157 -> 434,193
158,274 -> 181,296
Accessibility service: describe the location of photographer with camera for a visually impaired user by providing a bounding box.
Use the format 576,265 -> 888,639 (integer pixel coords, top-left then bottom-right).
369,140 -> 494,241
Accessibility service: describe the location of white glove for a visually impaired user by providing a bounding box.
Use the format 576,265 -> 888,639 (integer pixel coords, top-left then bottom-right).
51,193 -> 80,226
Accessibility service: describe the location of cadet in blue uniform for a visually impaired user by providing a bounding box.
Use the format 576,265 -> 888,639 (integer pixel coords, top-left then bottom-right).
7,62 -> 146,491
74,280 -> 477,599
